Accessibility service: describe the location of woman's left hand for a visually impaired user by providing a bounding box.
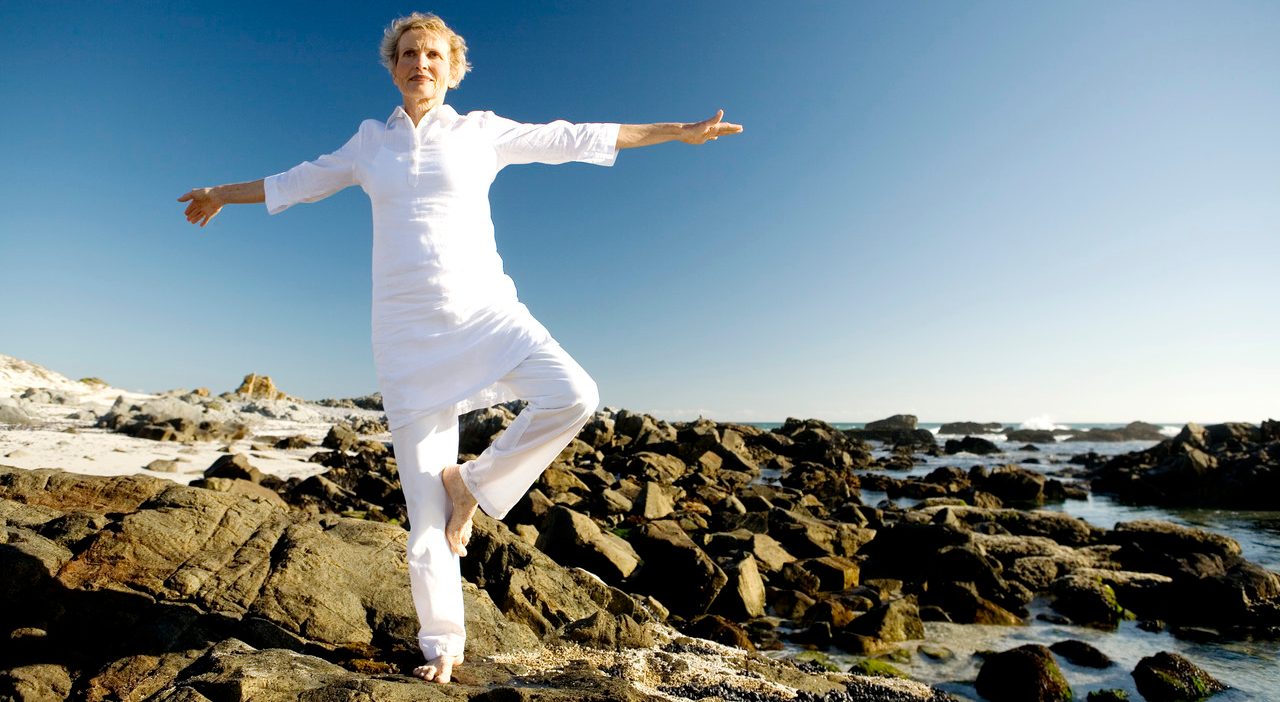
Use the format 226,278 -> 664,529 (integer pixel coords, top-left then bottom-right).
680,110 -> 744,144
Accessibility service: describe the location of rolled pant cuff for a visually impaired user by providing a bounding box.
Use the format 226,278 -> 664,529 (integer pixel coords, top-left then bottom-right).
459,460 -> 506,520
419,638 -> 465,660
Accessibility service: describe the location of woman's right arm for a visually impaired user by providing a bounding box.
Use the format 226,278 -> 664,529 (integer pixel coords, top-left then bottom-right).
178,179 -> 265,228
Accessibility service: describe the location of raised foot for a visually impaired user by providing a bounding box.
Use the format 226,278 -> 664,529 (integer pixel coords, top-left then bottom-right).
413,653 -> 465,683
441,464 -> 478,557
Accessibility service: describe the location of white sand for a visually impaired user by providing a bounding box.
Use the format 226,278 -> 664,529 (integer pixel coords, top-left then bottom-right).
0,354 -> 389,483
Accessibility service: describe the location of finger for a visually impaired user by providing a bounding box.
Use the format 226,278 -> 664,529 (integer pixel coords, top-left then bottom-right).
177,193 -> 191,202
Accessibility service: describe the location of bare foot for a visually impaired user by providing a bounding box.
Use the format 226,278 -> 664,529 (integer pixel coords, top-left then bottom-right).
441,464 -> 478,557
412,653 -> 464,683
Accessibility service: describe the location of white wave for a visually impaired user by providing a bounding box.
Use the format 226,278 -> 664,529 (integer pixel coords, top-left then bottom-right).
1160,425 -> 1182,437
1018,414 -> 1070,431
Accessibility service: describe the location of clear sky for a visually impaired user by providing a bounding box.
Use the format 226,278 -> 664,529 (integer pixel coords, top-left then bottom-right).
2,1 -> 1277,424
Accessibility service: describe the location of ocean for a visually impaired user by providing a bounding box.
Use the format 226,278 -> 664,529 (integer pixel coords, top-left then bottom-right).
745,421 -> 1280,701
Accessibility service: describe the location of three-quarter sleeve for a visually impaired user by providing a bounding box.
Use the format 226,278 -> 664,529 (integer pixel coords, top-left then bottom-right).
483,112 -> 620,171
264,129 -> 363,215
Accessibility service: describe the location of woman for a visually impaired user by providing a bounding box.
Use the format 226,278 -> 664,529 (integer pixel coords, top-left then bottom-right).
178,12 -> 742,684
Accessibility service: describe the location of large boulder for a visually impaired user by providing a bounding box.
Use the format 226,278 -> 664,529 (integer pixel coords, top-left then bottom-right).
535,506 -> 640,584
626,520 -> 727,617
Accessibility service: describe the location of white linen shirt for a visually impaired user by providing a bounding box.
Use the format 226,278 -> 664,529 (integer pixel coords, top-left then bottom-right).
264,104 -> 620,430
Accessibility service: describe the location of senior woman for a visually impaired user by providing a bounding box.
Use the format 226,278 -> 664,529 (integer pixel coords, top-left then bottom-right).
179,12 -> 741,684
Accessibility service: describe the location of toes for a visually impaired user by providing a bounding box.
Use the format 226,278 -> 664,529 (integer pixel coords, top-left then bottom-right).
413,664 -> 438,681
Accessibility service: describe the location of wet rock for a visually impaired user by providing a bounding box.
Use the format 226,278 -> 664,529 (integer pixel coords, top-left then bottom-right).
847,598 -> 924,644
1050,573 -> 1129,628
534,506 -> 640,584
1131,651 -> 1227,701
975,643 -> 1072,702
1049,639 -> 1113,668
939,422 -> 1003,435
849,658 -> 907,678
1005,428 -> 1062,443
1086,691 -> 1130,702
944,436 -> 1000,456
981,465 -> 1059,506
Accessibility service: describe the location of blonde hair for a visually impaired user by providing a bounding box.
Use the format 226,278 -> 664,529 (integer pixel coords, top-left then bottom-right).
379,12 -> 472,88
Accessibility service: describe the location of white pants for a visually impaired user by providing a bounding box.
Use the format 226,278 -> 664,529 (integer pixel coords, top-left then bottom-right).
390,341 -> 599,660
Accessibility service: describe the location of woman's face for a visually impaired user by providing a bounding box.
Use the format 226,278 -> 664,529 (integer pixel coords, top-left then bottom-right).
393,28 -> 452,106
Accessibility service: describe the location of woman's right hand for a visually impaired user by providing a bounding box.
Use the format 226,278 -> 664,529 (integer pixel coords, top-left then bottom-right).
177,187 -> 224,227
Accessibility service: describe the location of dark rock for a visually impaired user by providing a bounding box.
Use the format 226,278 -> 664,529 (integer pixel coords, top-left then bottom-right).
975,644 -> 1072,702
1049,639 -> 1113,668
626,520 -> 727,617
1050,573 -> 1128,628
1131,651 -> 1227,701
712,555 -> 766,619
944,436 -> 1000,456
535,506 -> 640,584
683,614 -> 755,650
939,422 -> 1002,435
203,453 -> 263,484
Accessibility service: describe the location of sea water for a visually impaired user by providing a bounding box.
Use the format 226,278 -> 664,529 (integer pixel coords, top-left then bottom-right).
745,421 -> 1280,700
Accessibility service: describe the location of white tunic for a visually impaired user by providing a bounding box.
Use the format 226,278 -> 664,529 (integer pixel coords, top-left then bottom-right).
264,104 -> 620,430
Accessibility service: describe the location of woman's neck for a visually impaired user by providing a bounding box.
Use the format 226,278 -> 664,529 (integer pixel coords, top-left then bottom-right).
404,97 -> 444,127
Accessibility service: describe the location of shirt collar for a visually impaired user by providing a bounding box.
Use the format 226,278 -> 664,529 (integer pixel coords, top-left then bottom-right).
386,103 -> 458,129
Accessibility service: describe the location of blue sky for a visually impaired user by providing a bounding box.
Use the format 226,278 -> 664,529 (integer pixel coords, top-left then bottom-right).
2,1 -> 1277,424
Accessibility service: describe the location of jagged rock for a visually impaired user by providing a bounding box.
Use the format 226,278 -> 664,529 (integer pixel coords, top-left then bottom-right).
634,481 -> 677,520
749,533 -> 797,573
1050,573 -> 1128,628
233,373 -> 286,400
1131,651 -> 1227,701
535,506 -> 640,584
712,555 -> 766,619
847,598 -> 924,645
797,556 -> 860,592
463,512 -> 655,638
975,644 -> 1072,702
627,520 -> 727,617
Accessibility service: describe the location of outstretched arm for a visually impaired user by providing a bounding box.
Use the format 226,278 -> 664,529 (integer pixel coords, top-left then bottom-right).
178,180 -> 265,227
617,109 -> 743,150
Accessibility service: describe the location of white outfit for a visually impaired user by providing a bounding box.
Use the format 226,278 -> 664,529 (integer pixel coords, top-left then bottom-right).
264,103 -> 619,431
393,341 -> 597,659
263,104 -> 618,660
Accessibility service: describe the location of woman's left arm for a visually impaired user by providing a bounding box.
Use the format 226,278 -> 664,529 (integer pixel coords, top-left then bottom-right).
617,109 -> 743,150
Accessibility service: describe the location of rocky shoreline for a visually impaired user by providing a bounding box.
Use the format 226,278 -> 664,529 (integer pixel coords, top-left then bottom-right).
3,356 -> 1277,700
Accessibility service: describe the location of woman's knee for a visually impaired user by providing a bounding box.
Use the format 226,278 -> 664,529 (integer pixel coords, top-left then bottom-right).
553,370 -> 598,421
